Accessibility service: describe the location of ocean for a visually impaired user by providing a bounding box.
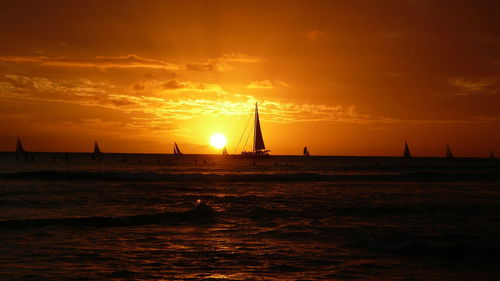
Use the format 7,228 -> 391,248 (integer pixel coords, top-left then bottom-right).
0,153 -> 499,280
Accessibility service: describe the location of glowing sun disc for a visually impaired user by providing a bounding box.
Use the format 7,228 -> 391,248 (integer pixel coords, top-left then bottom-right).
210,133 -> 227,150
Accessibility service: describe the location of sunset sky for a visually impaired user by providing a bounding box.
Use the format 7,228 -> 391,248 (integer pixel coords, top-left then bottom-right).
0,0 -> 499,156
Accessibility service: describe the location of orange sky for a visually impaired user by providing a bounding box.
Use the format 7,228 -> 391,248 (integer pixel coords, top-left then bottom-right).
0,0 -> 499,156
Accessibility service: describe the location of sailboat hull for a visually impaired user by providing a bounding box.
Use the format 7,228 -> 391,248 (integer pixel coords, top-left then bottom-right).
238,151 -> 271,158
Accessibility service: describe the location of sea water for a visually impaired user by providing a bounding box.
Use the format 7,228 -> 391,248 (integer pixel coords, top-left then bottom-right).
0,153 -> 499,280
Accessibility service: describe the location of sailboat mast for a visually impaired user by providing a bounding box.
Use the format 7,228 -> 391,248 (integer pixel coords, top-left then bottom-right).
253,103 -> 257,153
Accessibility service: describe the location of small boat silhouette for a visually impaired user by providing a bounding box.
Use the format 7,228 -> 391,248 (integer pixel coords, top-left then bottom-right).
94,141 -> 102,154
16,137 -> 24,153
446,144 -> 454,159
173,142 -> 183,155
403,142 -> 412,158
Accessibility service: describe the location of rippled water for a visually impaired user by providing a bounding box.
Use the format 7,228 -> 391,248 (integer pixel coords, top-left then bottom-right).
0,153 -> 499,280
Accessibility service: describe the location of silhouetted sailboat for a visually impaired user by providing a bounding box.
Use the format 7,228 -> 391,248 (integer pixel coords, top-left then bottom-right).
242,103 -> 270,156
94,141 -> 101,154
490,150 -> 496,159
303,146 -> 310,156
15,137 -> 24,153
173,142 -> 183,155
222,147 -> 228,155
446,144 -> 454,159
403,142 -> 412,158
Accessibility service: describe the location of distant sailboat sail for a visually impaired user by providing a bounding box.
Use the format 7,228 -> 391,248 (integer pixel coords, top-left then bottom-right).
173,142 -> 183,155
403,142 -> 412,158
94,141 -> 101,154
15,137 -> 24,153
303,146 -> 310,156
446,144 -> 454,159
222,147 -> 228,155
491,150 -> 496,159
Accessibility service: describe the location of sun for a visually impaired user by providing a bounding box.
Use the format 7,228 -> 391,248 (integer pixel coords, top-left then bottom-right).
209,133 -> 227,150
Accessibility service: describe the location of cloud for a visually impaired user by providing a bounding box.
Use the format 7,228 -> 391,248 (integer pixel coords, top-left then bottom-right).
3,74 -> 498,128
0,53 -> 260,73
185,62 -> 214,72
131,82 -> 146,91
0,54 -> 182,71
187,53 -> 261,72
145,79 -> 225,93
0,75 -> 117,109
449,77 -> 498,95
0,74 -> 352,123
247,80 -> 274,89
247,79 -> 290,89
306,30 -> 326,42
219,53 -> 261,64
162,80 -> 185,90
129,79 -> 225,94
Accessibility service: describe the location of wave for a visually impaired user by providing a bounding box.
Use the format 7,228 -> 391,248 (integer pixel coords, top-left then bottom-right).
361,237 -> 500,257
0,202 -> 215,229
1,170 -> 499,182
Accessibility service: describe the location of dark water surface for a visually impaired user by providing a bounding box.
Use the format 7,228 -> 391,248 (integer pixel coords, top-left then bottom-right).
0,153 -> 499,280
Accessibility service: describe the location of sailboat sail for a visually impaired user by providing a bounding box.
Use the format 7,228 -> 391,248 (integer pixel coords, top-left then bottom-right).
222,147 -> 228,155
173,142 -> 183,155
303,146 -> 310,156
253,103 -> 265,152
239,102 -> 269,156
446,144 -> 454,159
403,142 -> 411,158
94,141 -> 101,154
491,150 -> 496,159
15,137 -> 24,153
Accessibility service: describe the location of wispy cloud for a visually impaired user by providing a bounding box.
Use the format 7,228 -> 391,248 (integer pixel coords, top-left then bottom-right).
306,30 -> 326,42
186,53 -> 261,72
449,77 -> 498,95
247,79 -> 290,89
0,53 -> 261,73
0,54 -> 182,71
130,79 -> 226,94
2,74 -> 498,128
159,80 -> 225,93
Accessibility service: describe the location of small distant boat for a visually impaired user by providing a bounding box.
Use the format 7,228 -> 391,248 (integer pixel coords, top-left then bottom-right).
173,142 -> 183,155
403,142 -> 412,158
15,137 -> 24,153
94,141 -> 102,154
222,147 -> 228,155
241,103 -> 270,156
446,144 -> 454,159
490,150 -> 496,159
303,146 -> 310,156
